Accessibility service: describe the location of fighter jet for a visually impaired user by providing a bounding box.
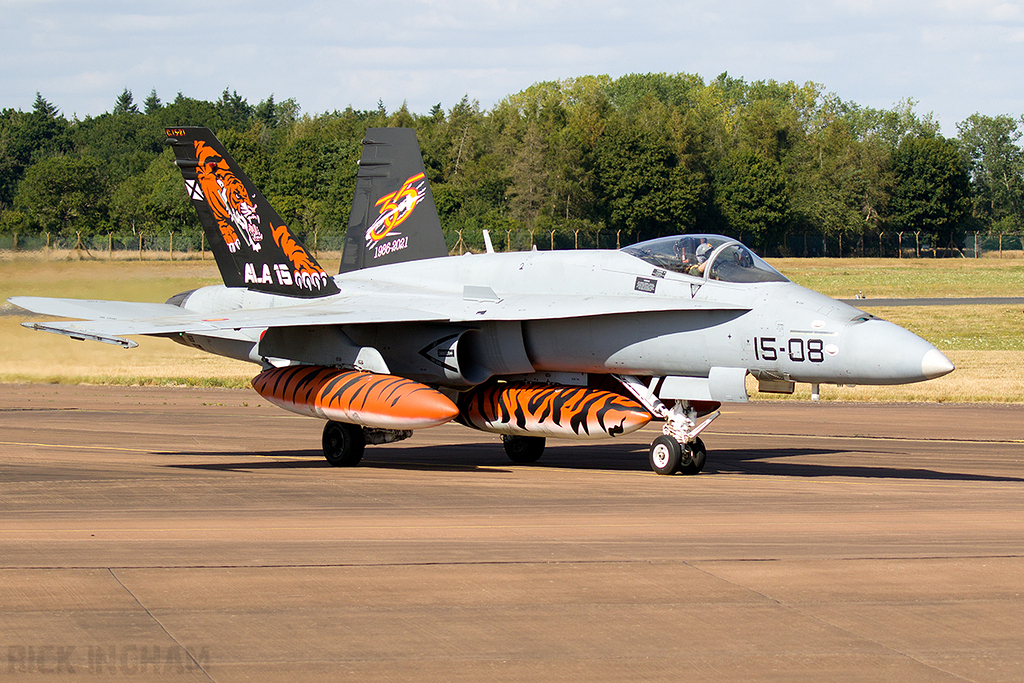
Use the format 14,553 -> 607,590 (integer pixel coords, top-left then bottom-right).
8,127 -> 955,474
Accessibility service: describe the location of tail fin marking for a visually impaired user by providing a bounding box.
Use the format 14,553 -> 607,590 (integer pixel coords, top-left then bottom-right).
165,127 -> 338,298
339,128 -> 448,273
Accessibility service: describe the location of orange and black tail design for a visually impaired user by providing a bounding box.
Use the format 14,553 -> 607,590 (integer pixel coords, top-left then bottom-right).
252,365 -> 458,430
458,382 -> 652,439
339,128 -> 448,273
165,127 -> 338,298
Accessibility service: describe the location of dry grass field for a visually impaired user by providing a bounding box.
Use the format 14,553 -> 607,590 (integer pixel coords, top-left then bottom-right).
0,256 -> 255,386
1,252 -> 1021,402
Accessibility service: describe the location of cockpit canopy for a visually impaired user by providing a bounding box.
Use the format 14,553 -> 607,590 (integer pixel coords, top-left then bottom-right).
621,234 -> 789,284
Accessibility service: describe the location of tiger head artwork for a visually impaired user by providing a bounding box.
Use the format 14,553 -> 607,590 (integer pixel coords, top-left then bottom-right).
194,141 -> 263,253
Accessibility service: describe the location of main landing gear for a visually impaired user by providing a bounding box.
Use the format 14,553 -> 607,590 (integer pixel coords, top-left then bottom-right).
322,421 -> 412,466
502,435 -> 546,464
322,421 -> 365,466
647,401 -> 718,475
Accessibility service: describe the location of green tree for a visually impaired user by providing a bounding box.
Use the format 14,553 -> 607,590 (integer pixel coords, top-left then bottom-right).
506,119 -> 549,230
848,98 -> 941,147
787,93 -> 881,244
71,110 -> 163,185
714,148 -> 790,250
219,126 -> 273,189
15,155 -> 108,240
156,93 -> 231,132
113,88 -> 140,115
890,136 -> 971,249
215,89 -> 253,130
956,113 -> 1024,232
143,89 -> 162,115
594,110 -> 706,242
265,117 -> 362,244
109,149 -> 198,246
0,94 -> 70,207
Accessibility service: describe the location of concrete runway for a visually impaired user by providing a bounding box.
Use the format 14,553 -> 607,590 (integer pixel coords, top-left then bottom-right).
2,383 -> 1023,681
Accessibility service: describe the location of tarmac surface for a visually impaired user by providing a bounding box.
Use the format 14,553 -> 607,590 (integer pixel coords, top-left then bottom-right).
1,383 -> 1022,682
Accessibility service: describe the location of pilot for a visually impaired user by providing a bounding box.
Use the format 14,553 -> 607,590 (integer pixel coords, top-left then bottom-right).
687,240 -> 713,276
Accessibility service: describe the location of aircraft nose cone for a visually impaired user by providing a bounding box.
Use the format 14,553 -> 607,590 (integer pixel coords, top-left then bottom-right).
922,348 -> 955,379
841,320 -> 954,385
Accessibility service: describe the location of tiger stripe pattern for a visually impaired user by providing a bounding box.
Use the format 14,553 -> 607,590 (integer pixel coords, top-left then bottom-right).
252,365 -> 459,430
194,140 -> 260,254
270,223 -> 331,291
459,382 -> 652,439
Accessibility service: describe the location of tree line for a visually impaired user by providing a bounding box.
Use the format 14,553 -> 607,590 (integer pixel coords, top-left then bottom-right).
2,73 -> 1023,256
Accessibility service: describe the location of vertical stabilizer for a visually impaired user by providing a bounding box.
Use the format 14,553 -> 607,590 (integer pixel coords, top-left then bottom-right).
165,127 -> 338,298
339,128 -> 448,273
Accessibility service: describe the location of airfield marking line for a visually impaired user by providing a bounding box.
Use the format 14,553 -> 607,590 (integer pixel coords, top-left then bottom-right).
0,440 -> 155,453
0,440 -> 305,455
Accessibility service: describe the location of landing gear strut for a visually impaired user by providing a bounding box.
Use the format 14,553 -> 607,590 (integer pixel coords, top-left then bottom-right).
613,376 -> 719,476
322,421 -> 365,466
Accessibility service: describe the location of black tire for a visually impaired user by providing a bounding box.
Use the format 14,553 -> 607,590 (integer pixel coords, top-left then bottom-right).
322,421 -> 365,467
649,435 -> 682,475
678,437 -> 706,475
502,435 -> 546,464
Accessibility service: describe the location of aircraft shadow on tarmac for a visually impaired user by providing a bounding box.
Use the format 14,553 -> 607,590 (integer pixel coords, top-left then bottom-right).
161,443 -> 514,474
160,442 -> 1024,482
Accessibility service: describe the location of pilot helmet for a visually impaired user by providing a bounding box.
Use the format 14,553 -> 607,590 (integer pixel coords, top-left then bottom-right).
696,242 -> 713,263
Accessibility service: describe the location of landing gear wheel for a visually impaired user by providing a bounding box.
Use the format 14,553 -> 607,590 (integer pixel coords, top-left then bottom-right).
649,435 -> 682,475
678,437 -> 707,475
502,435 -> 546,464
322,421 -> 365,467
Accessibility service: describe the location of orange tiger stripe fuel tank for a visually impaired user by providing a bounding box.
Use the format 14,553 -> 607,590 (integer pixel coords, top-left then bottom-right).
252,365 -> 459,430
459,382 -> 652,439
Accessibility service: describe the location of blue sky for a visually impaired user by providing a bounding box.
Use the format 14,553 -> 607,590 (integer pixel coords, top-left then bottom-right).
3,0 -> 1023,134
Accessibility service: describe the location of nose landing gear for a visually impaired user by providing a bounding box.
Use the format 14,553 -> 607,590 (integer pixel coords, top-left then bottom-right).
648,401 -> 718,475
649,435 -> 707,474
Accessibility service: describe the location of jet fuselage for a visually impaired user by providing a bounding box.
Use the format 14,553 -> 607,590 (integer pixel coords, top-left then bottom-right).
169,244 -> 951,391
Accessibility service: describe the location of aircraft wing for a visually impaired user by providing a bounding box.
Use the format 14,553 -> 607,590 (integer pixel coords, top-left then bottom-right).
9,297 -> 192,321
9,291 -> 750,347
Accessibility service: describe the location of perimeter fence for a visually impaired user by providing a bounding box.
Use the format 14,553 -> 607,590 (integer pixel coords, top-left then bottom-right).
1,229 -> 1022,259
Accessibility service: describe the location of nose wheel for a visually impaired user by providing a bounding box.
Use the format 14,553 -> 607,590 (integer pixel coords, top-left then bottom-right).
649,435 -> 706,475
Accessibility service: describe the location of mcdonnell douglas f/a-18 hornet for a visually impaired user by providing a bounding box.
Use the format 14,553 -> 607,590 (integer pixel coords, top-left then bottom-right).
9,127 -> 955,474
